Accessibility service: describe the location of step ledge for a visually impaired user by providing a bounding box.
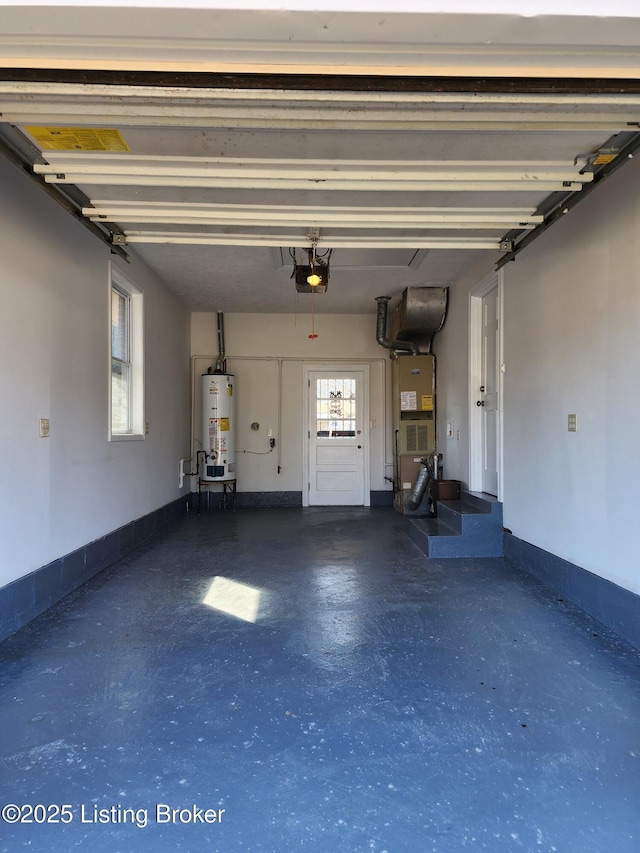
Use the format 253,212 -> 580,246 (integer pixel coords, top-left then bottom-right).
409,518 -> 459,538
438,499 -> 491,515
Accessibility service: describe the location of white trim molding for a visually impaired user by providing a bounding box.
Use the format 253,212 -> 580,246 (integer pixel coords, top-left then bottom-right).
468,269 -> 503,498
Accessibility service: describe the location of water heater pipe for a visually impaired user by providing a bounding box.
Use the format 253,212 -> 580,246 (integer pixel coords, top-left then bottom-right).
375,296 -> 419,356
215,311 -> 226,373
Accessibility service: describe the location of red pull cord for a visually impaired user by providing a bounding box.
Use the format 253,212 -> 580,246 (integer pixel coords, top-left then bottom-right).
308,290 -> 318,339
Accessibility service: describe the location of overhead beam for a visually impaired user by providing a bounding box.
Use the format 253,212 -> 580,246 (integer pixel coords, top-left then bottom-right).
3,82 -> 640,131
122,231 -> 499,249
83,202 -> 543,230
4,70 -> 640,94
44,176 -> 588,193
34,157 -> 592,193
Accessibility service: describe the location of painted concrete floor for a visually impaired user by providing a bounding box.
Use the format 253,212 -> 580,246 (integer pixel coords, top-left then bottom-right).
1,508 -> 639,853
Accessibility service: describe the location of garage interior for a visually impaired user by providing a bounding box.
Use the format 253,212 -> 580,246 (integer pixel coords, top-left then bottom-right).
1,3 -> 640,850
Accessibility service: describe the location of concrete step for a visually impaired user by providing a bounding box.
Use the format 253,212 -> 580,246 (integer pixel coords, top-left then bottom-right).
407,491 -> 503,558
408,517 -> 462,557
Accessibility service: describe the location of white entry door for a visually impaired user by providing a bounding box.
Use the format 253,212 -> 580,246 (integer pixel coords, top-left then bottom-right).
307,368 -> 367,506
480,286 -> 499,496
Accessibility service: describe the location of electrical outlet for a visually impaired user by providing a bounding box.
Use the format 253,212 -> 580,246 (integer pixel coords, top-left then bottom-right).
267,428 -> 273,437
39,418 -> 50,438
568,414 -> 577,432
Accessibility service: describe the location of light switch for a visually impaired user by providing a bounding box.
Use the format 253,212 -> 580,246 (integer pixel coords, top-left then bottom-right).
39,418 -> 50,438
568,414 -> 577,432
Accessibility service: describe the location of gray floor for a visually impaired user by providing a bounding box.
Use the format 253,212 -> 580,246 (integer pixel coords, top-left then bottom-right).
1,507 -> 639,852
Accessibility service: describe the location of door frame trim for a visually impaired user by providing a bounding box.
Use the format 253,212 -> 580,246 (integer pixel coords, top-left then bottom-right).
303,363 -> 370,507
468,270 -> 504,499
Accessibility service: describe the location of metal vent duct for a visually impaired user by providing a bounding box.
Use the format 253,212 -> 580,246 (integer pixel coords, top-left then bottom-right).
390,286 -> 449,354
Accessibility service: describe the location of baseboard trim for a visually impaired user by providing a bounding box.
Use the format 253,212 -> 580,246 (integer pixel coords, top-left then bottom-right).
0,495 -> 189,644
370,490 -> 394,507
505,532 -> 640,651
193,490 -> 393,509
236,491 -> 303,508
193,490 -> 303,509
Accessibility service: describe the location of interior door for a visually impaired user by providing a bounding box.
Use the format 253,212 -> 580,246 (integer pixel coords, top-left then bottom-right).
480,286 -> 499,496
308,370 -> 366,506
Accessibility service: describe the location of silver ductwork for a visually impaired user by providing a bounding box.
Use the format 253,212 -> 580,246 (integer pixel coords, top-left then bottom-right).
391,286 -> 449,355
404,452 -> 438,512
404,460 -> 430,512
375,296 -> 419,356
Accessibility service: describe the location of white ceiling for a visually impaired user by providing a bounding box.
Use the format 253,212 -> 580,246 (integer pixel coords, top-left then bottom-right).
2,3 -> 640,314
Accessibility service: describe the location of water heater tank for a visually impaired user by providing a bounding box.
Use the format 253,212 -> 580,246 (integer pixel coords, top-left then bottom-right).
201,373 -> 235,481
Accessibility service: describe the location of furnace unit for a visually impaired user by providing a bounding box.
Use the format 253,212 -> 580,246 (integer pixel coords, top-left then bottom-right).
376,286 -> 448,515
393,353 -> 436,513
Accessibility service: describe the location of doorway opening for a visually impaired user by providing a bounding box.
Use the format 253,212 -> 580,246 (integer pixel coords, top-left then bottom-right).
469,272 -> 503,498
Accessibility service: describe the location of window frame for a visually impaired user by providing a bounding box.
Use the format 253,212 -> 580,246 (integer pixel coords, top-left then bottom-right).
109,263 -> 144,441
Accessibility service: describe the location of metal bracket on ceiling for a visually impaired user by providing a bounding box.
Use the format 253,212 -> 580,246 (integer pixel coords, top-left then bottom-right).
0,123 -> 129,262
495,129 -> 640,270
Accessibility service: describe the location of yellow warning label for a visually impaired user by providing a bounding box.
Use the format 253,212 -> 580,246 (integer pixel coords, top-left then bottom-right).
422,394 -> 433,410
592,153 -> 617,165
25,127 -> 130,152
220,418 -> 230,431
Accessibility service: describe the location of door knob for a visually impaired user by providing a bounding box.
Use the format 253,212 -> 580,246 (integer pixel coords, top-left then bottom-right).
476,400 -> 485,407
357,445 -> 362,449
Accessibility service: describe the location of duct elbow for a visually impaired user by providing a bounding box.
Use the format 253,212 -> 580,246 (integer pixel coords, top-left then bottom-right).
404,461 -> 431,511
375,296 -> 419,356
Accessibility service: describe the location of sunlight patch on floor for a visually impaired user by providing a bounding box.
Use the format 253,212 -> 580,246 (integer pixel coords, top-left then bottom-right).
202,576 -> 262,623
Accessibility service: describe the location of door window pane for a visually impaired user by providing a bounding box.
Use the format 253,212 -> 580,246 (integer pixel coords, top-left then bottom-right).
316,378 -> 356,437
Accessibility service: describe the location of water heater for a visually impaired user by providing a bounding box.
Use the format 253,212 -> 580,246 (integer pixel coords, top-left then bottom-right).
201,373 -> 235,481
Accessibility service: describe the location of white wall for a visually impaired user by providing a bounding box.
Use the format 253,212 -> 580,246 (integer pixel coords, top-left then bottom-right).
437,154 -> 640,596
0,155 -> 191,588
191,312 -> 392,495
502,155 -> 640,595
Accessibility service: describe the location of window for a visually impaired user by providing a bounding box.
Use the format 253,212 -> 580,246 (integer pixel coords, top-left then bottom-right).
110,265 -> 144,439
315,377 -> 356,437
